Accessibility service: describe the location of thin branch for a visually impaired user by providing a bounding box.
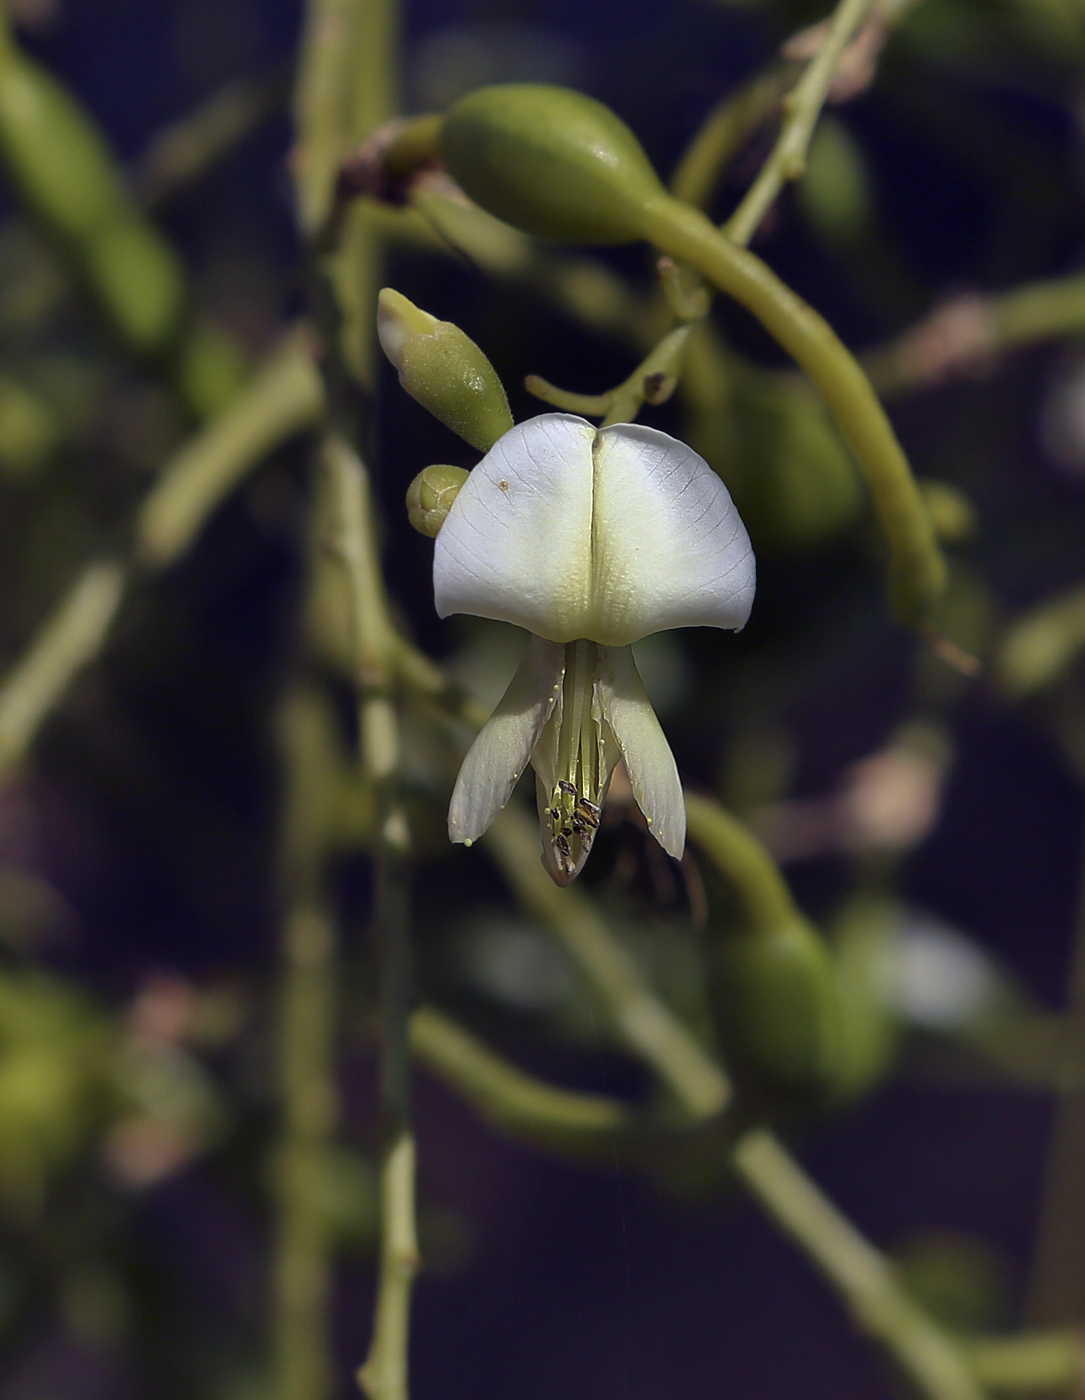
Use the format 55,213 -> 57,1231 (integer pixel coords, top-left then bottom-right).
731,1131 -> 988,1400
484,805 -> 731,1121
962,1329 -> 1084,1391
0,329 -> 322,787
357,1133 -> 418,1400
484,803 -> 983,1400
271,906 -> 338,1400
322,435 -> 418,1400
136,328 -> 323,568
411,1006 -> 631,1147
0,561 -> 125,778
724,0 -> 880,248
670,66 -> 796,213
864,275 -> 1085,400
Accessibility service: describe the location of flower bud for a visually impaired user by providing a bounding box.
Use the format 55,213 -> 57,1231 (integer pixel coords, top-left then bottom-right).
441,84 -> 668,245
377,288 -> 513,452
406,464 -> 468,537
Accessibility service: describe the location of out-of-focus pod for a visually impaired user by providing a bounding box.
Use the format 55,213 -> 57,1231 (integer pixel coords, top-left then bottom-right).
711,914 -> 843,1101
688,369 -> 863,552
0,32 -> 245,415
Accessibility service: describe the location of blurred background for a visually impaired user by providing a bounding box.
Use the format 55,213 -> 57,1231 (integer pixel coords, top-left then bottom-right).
0,0 -> 1083,1396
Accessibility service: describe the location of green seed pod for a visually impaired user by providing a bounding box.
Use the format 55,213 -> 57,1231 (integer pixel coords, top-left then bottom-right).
0,48 -> 124,243
441,84 -> 668,245
0,373 -> 60,477
917,480 -> 976,544
172,318 -> 250,421
378,288 -> 513,451
823,897 -> 901,1104
406,464 -> 469,537
797,116 -> 873,250
712,916 -> 842,1097
998,583 -> 1085,698
82,216 -> 186,356
692,375 -> 863,553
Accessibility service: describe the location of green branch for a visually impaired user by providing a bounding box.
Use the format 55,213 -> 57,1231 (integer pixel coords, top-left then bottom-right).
136,329 -> 323,568
411,1006 -> 631,1147
724,0 -> 879,247
732,1131 -> 987,1400
0,561 -> 125,780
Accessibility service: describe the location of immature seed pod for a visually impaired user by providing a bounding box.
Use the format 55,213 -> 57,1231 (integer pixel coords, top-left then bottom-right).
0,40 -> 190,359
406,464 -> 468,537
0,48 -> 124,242
699,377 -> 863,553
441,84 -> 668,245
378,288 -> 513,451
712,917 -> 842,1097
83,216 -> 186,355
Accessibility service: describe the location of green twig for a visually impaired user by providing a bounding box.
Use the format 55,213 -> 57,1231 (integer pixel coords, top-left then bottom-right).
997,584 -> 1085,700
322,434 -> 418,1400
684,790 -> 803,932
136,68 -> 291,210
961,1329 -> 1084,1391
0,331 -> 324,794
410,1006 -> 631,1145
724,0 -> 880,247
670,66 -> 795,213
641,196 -> 946,627
293,0 -> 362,238
731,1131 -> 987,1400
864,273 -> 1085,401
271,817 -> 339,1400
485,806 -> 730,1118
136,329 -> 323,569
484,804 -> 981,1400
357,1132 -> 418,1400
526,324 -> 695,426
0,560 -> 125,778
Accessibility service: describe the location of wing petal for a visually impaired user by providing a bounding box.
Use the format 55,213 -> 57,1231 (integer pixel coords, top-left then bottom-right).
597,645 -> 685,858
448,636 -> 565,844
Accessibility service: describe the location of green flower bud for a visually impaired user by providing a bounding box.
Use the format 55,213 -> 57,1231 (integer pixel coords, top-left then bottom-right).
406,464 -> 469,537
441,84 -> 668,245
378,288 -> 513,452
917,480 -> 975,544
712,917 -> 842,1098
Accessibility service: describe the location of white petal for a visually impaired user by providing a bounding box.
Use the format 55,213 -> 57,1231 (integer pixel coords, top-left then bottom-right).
587,422 -> 755,644
434,414 -> 596,642
448,636 -> 564,844
597,645 -> 686,859
434,414 -> 754,647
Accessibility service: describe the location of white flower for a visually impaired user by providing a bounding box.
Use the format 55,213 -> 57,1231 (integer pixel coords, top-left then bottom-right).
435,413 -> 755,884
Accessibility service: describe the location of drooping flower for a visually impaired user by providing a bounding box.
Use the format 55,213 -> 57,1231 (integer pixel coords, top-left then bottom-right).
434,412 -> 755,884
